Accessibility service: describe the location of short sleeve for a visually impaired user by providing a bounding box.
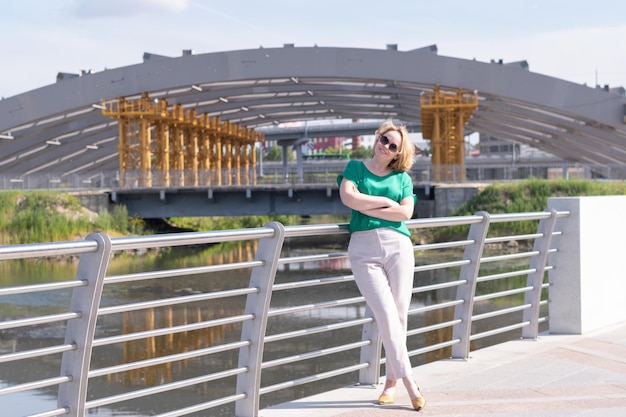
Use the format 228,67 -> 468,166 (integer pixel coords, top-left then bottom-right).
401,172 -> 416,202
337,160 -> 360,187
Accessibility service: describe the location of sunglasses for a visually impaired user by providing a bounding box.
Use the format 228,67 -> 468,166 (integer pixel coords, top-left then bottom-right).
379,135 -> 399,152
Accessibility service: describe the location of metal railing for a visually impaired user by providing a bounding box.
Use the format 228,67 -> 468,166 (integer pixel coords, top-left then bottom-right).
0,209 -> 567,417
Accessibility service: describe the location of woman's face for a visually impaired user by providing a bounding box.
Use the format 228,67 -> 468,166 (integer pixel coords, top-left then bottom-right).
375,130 -> 402,159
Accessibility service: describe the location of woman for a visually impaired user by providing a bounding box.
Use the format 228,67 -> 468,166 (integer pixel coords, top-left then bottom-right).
337,120 -> 425,411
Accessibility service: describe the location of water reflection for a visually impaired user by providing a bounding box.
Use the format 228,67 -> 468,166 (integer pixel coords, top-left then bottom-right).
109,306 -> 240,387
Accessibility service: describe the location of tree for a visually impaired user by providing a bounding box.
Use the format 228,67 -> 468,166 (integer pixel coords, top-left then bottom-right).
350,146 -> 372,159
265,145 -> 283,161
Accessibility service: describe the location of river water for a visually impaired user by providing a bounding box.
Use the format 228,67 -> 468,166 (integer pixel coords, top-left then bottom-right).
0,240 -> 540,416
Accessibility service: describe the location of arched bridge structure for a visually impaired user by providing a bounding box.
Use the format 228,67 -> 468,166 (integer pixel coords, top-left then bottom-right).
1,44 -> 625,182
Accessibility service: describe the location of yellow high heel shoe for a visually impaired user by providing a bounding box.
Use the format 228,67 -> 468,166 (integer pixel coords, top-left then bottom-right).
411,386 -> 426,411
377,388 -> 396,405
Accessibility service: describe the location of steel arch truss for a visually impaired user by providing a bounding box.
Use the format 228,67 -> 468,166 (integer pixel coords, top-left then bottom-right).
0,45 -> 625,179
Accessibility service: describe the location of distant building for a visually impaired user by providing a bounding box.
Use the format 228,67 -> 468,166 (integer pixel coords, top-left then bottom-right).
478,134 -> 520,157
309,136 -> 345,153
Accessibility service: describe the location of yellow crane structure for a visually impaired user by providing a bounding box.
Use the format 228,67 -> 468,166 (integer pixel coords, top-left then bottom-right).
421,85 -> 478,182
101,92 -> 263,188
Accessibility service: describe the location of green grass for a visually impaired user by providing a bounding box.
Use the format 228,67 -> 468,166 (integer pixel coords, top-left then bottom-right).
0,191 -> 145,244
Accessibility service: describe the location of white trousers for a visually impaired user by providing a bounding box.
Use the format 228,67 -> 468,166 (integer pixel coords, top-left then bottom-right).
348,228 -> 415,380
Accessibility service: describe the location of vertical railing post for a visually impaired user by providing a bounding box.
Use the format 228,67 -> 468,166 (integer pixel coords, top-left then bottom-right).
451,212 -> 490,359
57,232 -> 112,417
235,222 -> 285,417
522,209 -> 558,339
357,305 -> 381,385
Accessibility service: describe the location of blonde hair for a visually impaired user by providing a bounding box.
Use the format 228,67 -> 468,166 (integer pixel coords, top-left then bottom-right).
373,120 -> 417,172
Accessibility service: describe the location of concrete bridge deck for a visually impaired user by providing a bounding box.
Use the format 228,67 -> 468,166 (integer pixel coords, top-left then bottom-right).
262,321 -> 626,417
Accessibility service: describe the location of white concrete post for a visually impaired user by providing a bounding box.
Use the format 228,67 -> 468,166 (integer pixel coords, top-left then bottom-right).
547,196 -> 626,334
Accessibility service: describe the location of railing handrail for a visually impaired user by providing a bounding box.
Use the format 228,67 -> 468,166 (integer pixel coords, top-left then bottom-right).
0,209 -> 570,417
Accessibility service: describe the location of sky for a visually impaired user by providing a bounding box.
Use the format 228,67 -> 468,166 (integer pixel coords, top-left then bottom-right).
1,0 -> 625,99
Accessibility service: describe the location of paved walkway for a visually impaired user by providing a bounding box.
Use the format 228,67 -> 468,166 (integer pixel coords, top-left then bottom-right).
261,321 -> 626,417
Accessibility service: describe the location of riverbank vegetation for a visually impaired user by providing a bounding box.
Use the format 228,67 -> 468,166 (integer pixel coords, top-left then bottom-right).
2,178 -> 626,245
167,214 -> 314,232
430,178 -> 626,242
0,191 -> 145,244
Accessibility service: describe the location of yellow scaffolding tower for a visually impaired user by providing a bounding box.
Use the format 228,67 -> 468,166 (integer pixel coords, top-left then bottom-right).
102,93 -> 263,188
421,85 -> 478,182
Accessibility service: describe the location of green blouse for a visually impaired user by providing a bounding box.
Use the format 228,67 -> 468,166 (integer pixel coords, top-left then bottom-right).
337,160 -> 416,237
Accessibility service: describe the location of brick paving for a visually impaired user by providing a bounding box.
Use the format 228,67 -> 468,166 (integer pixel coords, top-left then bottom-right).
261,321 -> 626,417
